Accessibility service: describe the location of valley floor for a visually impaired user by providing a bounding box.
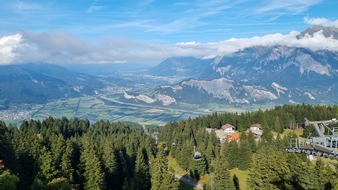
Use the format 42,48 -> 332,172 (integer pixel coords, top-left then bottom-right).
1,95 -> 274,126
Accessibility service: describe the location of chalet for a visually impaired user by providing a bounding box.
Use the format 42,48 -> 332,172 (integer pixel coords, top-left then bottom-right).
221,124 -> 236,134
249,123 -> 262,139
206,124 -> 238,143
250,123 -> 262,131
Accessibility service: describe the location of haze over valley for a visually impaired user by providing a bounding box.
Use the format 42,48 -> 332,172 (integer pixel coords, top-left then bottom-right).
1,24 -> 338,124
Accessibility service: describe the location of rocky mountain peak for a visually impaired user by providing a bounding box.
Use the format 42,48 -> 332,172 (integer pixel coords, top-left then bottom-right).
297,25 -> 338,39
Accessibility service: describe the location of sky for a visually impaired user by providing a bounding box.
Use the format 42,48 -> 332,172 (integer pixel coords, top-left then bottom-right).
0,0 -> 338,65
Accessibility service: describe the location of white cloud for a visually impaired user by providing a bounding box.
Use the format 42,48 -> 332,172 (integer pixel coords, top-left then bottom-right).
87,5 -> 106,13
175,41 -> 201,46
256,0 -> 322,14
1,20 -> 338,65
0,34 -> 23,64
175,29 -> 338,58
304,17 -> 338,28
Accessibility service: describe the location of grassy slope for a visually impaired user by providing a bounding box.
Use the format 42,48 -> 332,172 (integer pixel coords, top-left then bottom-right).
230,168 -> 250,190
168,155 -> 201,190
168,154 -> 251,189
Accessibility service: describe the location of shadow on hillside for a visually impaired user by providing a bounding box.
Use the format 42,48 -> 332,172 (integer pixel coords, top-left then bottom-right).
178,180 -> 194,190
178,174 -> 199,190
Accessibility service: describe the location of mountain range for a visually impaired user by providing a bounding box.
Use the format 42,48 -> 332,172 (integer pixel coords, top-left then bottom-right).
122,26 -> 338,107
0,64 -> 105,107
1,26 -> 338,109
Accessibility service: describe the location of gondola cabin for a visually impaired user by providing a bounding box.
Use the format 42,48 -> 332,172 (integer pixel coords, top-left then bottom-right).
193,151 -> 202,161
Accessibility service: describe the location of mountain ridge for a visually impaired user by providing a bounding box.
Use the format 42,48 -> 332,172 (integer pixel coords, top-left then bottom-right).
127,26 -> 338,107
0,63 -> 105,104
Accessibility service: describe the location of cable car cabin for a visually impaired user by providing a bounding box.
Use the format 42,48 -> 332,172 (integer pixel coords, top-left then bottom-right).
193,151 -> 202,161
171,142 -> 176,147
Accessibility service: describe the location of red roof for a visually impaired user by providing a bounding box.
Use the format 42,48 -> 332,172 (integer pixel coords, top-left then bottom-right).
227,133 -> 240,142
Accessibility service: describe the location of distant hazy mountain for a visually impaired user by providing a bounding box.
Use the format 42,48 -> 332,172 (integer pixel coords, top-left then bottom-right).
148,56 -> 211,78
0,64 -> 105,104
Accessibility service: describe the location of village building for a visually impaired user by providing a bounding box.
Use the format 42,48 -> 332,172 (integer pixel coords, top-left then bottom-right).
227,132 -> 240,142
215,129 -> 227,143
221,124 -> 236,134
249,123 -> 263,139
205,124 -> 237,143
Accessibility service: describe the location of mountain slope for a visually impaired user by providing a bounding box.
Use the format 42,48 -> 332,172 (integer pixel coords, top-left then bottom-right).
297,25 -> 338,39
148,56 -> 211,78
124,26 -> 338,106
0,64 -> 105,104
204,46 -> 338,87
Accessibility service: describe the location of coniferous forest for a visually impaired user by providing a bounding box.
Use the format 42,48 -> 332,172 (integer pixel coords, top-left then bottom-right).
1,104 -> 338,189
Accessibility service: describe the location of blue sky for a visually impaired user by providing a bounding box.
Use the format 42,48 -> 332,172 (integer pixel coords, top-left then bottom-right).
0,0 -> 338,64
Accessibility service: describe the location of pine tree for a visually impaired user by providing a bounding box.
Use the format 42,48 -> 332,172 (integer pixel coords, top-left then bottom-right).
247,131 -> 257,153
248,147 -> 290,190
80,137 -> 106,190
0,121 -> 18,173
260,126 -> 273,145
212,154 -> 235,190
60,140 -> 75,183
287,153 -> 312,190
50,134 -> 65,172
101,139 -> 119,190
237,140 -> 252,170
162,169 -> 179,190
311,159 -> 335,190
273,116 -> 283,133
0,163 -> 19,190
39,146 -> 58,182
135,148 -> 151,190
151,146 -> 178,190
226,140 -> 239,169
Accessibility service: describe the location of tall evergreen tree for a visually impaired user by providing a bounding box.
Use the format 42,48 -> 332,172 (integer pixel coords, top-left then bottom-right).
50,134 -> 65,173
247,131 -> 257,153
237,140 -> 252,170
0,162 -> 19,190
151,146 -> 178,190
0,170 -> 19,190
248,147 -> 290,190
212,154 -> 235,190
60,139 -> 76,183
80,137 -> 106,190
226,140 -> 239,169
39,146 -> 58,182
135,148 -> 151,190
287,153 -> 312,190
101,138 -> 119,190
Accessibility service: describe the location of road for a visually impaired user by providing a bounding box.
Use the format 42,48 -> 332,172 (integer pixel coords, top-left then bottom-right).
174,173 -> 203,189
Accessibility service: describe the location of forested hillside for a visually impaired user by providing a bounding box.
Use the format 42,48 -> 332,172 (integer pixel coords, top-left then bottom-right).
0,117 -> 178,190
1,104 -> 338,189
159,104 -> 338,189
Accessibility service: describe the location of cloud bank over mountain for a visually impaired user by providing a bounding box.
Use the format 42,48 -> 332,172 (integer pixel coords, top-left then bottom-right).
1,17 -> 338,65
304,17 -> 338,28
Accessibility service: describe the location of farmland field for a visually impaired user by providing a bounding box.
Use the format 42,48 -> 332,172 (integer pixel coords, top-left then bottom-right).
17,96 -> 209,126
2,95 -> 275,126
